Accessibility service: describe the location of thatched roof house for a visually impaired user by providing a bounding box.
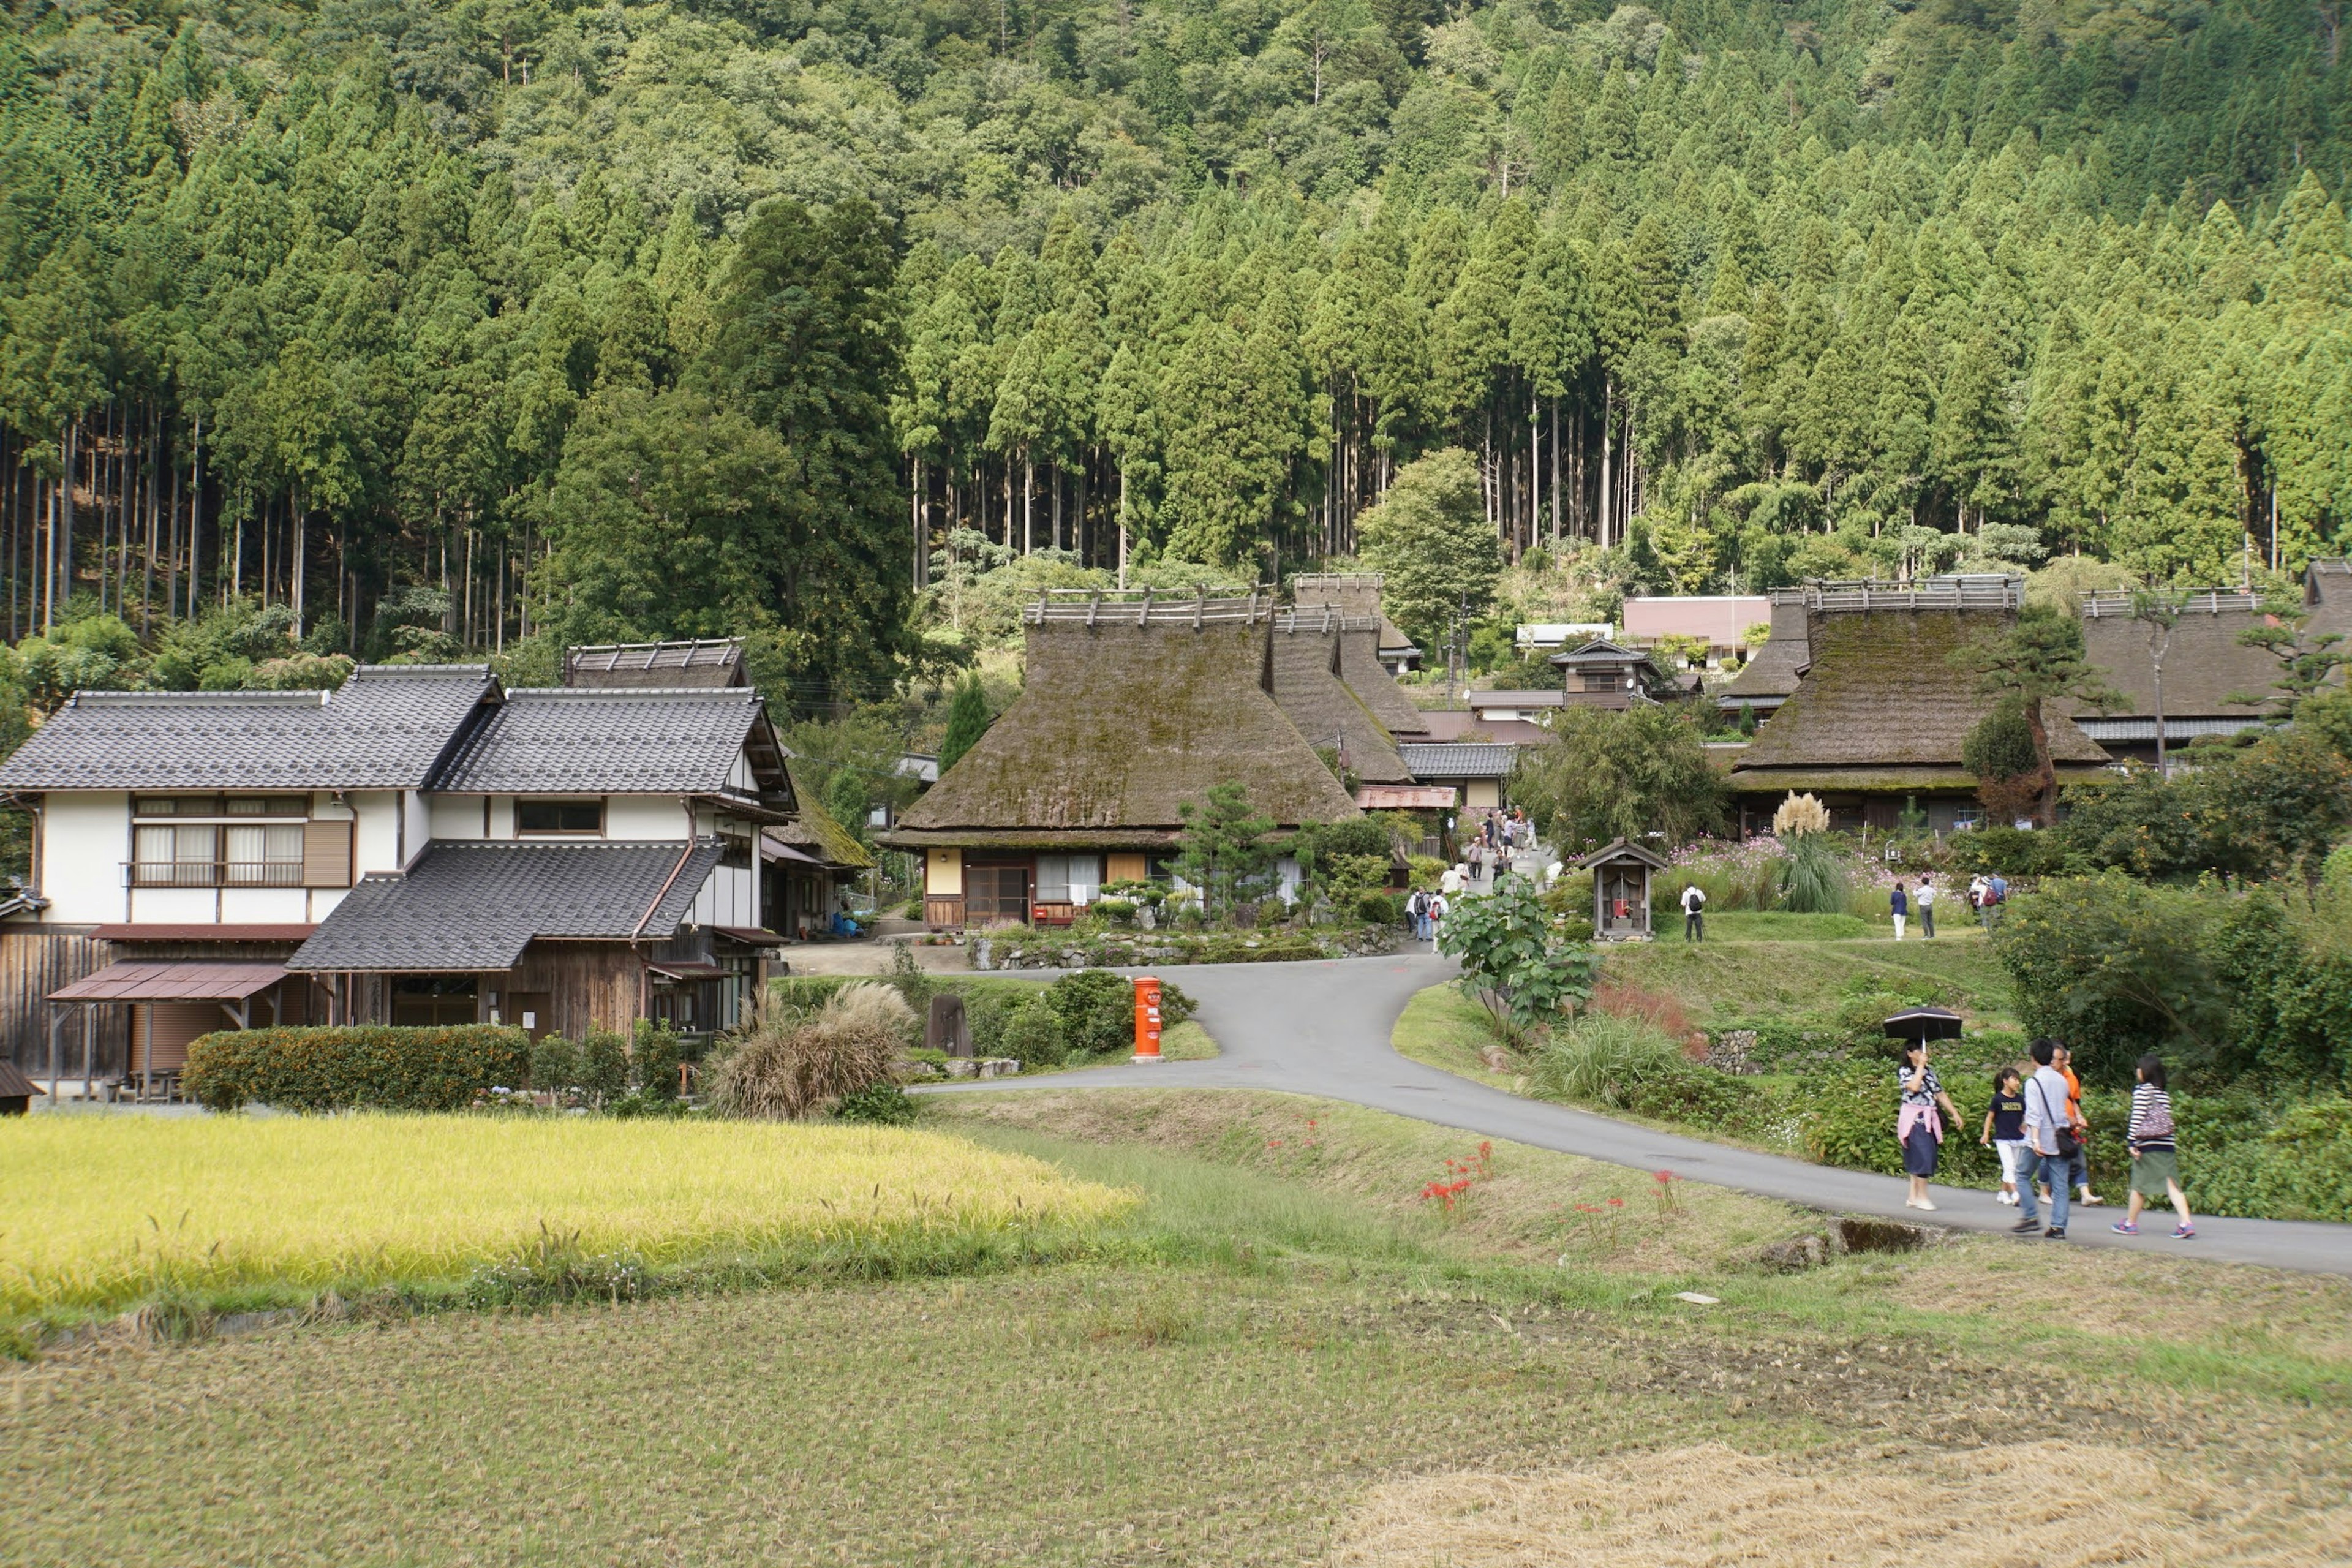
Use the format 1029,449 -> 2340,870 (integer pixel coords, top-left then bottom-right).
1716,591 -> 1809,720
1725,578 -> 2111,834
1268,611 -> 1412,784
2307,558 -> 2352,644
2067,589 -> 2283,763
881,592 -> 1361,927
1294,572 -> 1425,680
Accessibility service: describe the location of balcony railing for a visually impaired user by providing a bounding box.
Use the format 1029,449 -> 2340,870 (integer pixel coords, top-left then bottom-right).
129,861 -> 306,889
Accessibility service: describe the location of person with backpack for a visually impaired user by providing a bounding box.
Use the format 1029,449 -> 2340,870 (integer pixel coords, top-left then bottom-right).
2013,1038 -> 2076,1239
2113,1053 -> 2194,1240
1405,888 -> 1430,942
1427,891 -> 1449,947
1890,881 -> 1909,941
1679,882 -> 1706,942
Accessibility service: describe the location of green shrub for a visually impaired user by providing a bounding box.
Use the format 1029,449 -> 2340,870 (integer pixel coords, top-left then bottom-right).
633,1019 -> 683,1101
1949,824 -> 2071,877
2187,1097 -> 2352,1222
1047,970 -> 1133,1057
1532,1014 -> 1687,1109
579,1028 -> 630,1103
529,1033 -> 578,1093
833,1082 -> 918,1125
997,994 -> 1065,1069
1798,1060 -> 1999,1185
183,1025 -> 530,1112
1998,874 -> 2225,1084
1357,890 -> 1404,925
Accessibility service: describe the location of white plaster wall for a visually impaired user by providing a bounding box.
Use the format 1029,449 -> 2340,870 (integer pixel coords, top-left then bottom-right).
221,888 -> 311,923
402,790 -> 432,867
689,864 -> 759,927
487,795 -> 514,838
352,791 -> 402,876
428,794 -> 487,840
124,887 -> 214,925
40,793 -> 129,923
607,796 -> 691,839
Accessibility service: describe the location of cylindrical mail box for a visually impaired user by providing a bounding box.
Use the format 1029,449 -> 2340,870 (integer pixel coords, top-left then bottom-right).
1133,974 -> 1163,1062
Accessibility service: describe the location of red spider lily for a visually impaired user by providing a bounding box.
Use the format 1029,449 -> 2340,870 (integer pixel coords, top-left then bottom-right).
1574,1203 -> 1599,1213
1267,1139 -> 1283,1148
1607,1197 -> 1624,1208
1653,1170 -> 1675,1184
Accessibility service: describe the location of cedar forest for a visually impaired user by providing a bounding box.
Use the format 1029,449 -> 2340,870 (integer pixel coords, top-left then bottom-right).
4,0 -> 2352,710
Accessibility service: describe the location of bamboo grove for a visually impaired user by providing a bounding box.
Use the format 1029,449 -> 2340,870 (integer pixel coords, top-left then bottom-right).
4,0 -> 2351,701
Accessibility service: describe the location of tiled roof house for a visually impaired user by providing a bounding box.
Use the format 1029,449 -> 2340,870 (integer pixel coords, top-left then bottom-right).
0,643 -> 842,1099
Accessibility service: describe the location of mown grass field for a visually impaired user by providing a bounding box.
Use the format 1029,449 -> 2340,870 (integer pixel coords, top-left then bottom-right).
0,1115 -> 1132,1328
6,1090 -> 2351,1564
1604,926 -> 2015,1023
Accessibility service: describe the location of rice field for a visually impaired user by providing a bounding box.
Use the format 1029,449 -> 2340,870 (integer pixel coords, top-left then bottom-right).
0,1114 -> 1136,1320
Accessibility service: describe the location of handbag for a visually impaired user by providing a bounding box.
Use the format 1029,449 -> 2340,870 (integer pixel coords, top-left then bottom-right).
2033,1079 -> 2081,1161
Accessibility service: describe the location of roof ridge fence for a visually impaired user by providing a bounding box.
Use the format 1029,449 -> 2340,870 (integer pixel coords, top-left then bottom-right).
1796,576 -> 2024,613
2080,589 -> 2265,617
1272,609 -> 1383,634
1025,587 -> 1276,627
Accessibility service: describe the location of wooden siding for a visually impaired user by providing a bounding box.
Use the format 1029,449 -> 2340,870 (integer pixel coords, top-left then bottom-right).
924,894 -> 966,930
0,928 -> 123,1076
500,942 -> 647,1040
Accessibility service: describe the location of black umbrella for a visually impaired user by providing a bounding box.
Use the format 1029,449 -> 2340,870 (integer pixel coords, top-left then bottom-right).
1882,1006 -> 1964,1042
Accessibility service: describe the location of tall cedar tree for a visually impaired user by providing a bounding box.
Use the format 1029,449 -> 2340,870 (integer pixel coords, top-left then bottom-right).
709,198 -> 912,704
939,676 -> 992,774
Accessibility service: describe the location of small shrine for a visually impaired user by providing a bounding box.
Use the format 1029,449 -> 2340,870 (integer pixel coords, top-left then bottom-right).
1577,838 -> 1669,941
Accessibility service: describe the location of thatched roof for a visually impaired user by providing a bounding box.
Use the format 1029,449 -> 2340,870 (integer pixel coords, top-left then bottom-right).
1294,572 -> 1420,660
2307,559 -> 2352,644
1728,607 -> 2111,793
769,760 -> 874,870
565,639 -> 747,688
886,604 -> 1360,848
1268,614 -> 1412,784
2072,593 -> 2283,719
1717,593 -> 1810,707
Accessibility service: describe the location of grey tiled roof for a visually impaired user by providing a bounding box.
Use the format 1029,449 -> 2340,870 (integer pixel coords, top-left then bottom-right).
289,839 -> 723,972
0,666 -> 498,792
1401,742 -> 1520,779
435,688 -> 766,794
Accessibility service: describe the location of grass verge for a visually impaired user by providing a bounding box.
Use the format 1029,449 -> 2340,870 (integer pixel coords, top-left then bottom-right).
1602,930 -> 2013,1022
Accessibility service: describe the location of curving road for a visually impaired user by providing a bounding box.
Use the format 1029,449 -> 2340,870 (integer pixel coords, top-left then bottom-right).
929,951 -> 2352,1278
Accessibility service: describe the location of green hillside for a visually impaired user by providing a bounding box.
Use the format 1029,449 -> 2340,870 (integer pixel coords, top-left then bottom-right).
3,1 -> 2350,697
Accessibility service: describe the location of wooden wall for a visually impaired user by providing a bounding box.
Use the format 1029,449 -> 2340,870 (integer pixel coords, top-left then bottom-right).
502,942 -> 646,1040
0,927 -> 123,1074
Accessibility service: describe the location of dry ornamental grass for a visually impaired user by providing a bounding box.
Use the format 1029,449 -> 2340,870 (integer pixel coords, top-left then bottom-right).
705,980 -> 915,1118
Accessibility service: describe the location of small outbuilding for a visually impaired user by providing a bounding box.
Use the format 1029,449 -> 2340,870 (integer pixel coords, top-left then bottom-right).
1576,838 -> 1668,941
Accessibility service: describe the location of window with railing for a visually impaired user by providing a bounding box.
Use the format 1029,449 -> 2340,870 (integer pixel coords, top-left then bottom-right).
131,807 -> 309,888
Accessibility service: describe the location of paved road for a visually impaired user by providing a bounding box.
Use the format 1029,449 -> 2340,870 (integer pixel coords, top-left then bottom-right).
932,951 -> 2352,1277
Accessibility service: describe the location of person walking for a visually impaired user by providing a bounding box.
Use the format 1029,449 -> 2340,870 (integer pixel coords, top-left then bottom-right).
2054,1044 -> 2103,1207
1980,1066 -> 2028,1205
1406,888 -> 1430,942
2113,1054 -> 2194,1240
1427,891 -> 1449,947
1890,881 -> 1909,941
1917,875 -> 1937,938
1969,875 -> 1991,932
1986,872 -> 2009,931
1896,1039 -> 1961,1211
2014,1039 -> 2075,1239
1680,882 -> 1706,943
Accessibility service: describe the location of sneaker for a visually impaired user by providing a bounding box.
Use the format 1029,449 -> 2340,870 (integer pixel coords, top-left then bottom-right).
2045,1227 -> 2067,1239
1997,1191 -> 2018,1205
2172,1225 -> 2196,1240
2011,1218 -> 2040,1234
1913,1199 -> 1937,1211
2079,1193 -> 2106,1206
2110,1221 -> 2140,1235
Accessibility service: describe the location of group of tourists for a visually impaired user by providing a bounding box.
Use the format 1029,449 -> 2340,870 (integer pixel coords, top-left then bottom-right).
1884,872 -> 2008,938
1404,885 -> 1448,943
1460,810 -> 1530,881
1895,1035 -> 2195,1241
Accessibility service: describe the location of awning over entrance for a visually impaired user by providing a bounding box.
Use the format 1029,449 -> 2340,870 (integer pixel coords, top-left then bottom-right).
49,961 -> 288,1003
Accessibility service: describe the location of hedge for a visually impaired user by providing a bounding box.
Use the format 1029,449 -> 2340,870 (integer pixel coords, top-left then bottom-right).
183,1025 -> 531,1112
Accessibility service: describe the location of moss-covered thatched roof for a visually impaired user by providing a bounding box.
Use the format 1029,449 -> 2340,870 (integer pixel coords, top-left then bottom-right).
1268,616 -> 1411,783
769,760 -> 874,870
892,610 -> 1361,840
1290,580 -> 1430,735
2071,598 -> 2283,720
2308,559 -> 2352,643
1730,608 -> 2111,782
1719,595 -> 1809,703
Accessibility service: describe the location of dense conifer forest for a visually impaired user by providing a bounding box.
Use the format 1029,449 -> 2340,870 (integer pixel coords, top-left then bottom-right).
4,0 -> 2351,701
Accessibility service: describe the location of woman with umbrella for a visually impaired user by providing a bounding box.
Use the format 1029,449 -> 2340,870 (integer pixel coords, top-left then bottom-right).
1889,1008 -> 1965,1211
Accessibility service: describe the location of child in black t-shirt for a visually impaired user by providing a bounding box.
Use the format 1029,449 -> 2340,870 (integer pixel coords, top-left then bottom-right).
1980,1067 -> 2028,1207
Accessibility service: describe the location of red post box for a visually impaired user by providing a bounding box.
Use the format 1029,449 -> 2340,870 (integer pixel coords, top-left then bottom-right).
1133,975 -> 1163,1063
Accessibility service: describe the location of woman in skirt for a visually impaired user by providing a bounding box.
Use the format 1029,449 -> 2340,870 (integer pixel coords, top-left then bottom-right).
2113,1053 -> 2195,1240
1897,1039 -> 1962,1211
